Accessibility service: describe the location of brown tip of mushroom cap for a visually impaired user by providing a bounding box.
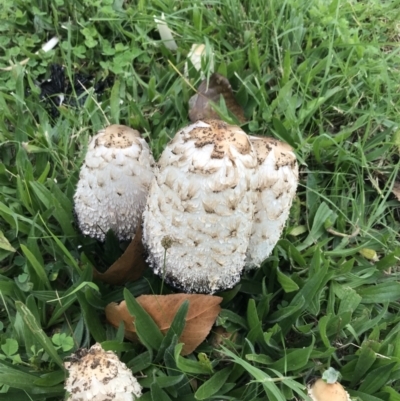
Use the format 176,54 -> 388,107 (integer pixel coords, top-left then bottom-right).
249,135 -> 296,168
96,124 -> 141,149
308,379 -> 351,401
186,119 -> 252,159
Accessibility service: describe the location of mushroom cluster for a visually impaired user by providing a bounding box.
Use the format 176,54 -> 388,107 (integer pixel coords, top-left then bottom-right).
74,124 -> 154,241
64,343 -> 142,401
143,119 -> 298,293
74,119 -> 298,293
143,120 -> 257,293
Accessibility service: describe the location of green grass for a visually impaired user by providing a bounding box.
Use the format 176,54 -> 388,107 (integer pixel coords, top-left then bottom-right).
1,0 -> 400,400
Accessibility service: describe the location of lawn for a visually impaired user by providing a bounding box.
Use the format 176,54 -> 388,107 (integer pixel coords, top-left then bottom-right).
1,0 -> 400,400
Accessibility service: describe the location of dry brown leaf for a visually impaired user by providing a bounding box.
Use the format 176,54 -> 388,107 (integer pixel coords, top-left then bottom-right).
373,171 -> 400,202
210,326 -> 237,349
93,224 -> 147,285
105,294 -> 222,355
210,326 -> 239,358
392,180 -> 400,201
189,73 -> 246,123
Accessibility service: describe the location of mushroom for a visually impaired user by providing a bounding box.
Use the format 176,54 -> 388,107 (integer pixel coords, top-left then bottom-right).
245,136 -> 298,269
307,379 -> 351,401
74,124 -> 154,241
64,343 -> 142,401
143,119 -> 257,293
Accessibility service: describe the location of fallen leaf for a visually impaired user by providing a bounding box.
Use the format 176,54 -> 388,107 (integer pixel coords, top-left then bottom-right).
93,224 -> 147,285
372,171 -> 400,202
391,180 -> 400,201
105,294 -> 222,355
188,73 -> 246,123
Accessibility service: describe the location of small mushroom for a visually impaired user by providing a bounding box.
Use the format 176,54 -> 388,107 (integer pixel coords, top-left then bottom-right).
64,343 -> 142,401
74,124 -> 154,241
143,119 -> 257,293
245,136 -> 298,268
308,379 -> 351,401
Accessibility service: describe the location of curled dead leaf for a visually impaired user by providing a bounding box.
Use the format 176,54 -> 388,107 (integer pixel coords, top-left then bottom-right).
371,171 -> 400,202
391,180 -> 400,201
210,326 -> 238,349
105,294 -> 222,355
210,326 -> 239,358
93,224 -> 147,285
188,73 -> 246,123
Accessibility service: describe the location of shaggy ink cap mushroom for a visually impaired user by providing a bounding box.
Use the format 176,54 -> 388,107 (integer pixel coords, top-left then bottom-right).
143,119 -> 257,294
307,368 -> 351,401
74,124 -> 155,241
245,136 -> 298,269
307,379 -> 351,401
64,343 -> 142,401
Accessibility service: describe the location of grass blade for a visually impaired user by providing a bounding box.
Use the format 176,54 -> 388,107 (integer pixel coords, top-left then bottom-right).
14,301 -> 64,369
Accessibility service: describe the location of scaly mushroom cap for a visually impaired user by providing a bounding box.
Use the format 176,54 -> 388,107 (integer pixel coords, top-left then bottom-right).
64,343 -> 142,401
307,379 -> 351,401
143,119 -> 257,293
74,124 -> 154,241
246,136 -> 298,269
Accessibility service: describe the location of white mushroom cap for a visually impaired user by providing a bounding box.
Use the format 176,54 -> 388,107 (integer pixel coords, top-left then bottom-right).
245,136 -> 298,269
307,379 -> 351,401
143,119 -> 257,293
64,343 -> 142,401
74,124 -> 155,241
